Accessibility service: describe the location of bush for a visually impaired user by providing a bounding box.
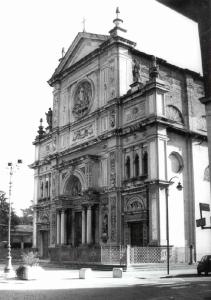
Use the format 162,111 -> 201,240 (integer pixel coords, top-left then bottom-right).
21,251 -> 39,266
16,265 -> 26,278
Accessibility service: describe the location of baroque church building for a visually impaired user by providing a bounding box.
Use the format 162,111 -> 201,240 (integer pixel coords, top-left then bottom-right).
31,9 -> 211,264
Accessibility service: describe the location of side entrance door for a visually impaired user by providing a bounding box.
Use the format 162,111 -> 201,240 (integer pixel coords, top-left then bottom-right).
41,231 -> 49,258
130,222 -> 143,246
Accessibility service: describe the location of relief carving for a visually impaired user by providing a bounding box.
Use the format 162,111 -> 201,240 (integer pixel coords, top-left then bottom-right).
109,151 -> 116,187
109,66 -> 115,84
125,195 -> 146,212
80,166 -> 85,175
109,62 -> 116,100
85,162 -> 93,188
72,124 -> 94,141
38,209 -> 50,224
110,89 -> 116,99
61,171 -> 68,181
101,204 -> 108,242
52,171 -> 59,197
50,210 -> 56,245
72,81 -> 92,118
125,103 -> 145,123
166,105 -> 184,124
52,136 -> 57,152
110,196 -> 117,242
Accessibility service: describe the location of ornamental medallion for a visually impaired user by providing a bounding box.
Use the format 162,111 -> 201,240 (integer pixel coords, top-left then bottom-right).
72,81 -> 92,118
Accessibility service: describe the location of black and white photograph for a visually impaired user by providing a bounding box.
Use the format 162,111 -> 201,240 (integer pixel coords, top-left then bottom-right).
0,0 -> 211,299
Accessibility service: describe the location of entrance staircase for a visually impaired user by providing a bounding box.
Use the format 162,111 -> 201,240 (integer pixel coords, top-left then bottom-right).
39,259 -> 126,271
39,259 -> 196,272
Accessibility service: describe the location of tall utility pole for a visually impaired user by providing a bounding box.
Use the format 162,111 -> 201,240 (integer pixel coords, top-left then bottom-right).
4,160 -> 22,278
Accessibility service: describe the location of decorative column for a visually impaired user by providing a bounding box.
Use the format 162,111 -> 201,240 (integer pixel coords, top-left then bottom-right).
95,206 -> 99,244
64,211 -> 67,244
61,210 -> 65,245
56,211 -> 60,245
71,211 -> 75,246
82,208 -> 86,244
66,209 -> 71,245
87,206 -> 92,244
33,209 -> 37,248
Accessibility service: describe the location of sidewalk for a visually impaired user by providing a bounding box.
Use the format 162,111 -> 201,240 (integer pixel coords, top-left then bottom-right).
0,263 -> 198,291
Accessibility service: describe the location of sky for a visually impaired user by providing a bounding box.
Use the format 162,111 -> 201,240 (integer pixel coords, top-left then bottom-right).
0,0 -> 202,215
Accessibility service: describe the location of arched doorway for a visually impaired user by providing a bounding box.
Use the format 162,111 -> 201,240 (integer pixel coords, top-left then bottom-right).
64,175 -> 83,246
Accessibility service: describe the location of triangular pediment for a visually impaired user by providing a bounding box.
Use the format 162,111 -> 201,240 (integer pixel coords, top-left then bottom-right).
50,32 -> 108,83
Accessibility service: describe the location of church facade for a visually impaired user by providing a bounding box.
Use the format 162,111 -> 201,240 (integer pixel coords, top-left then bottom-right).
31,11 -> 211,264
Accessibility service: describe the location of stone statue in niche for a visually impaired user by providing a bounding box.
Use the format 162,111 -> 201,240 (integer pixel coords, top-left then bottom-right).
132,58 -> 141,83
71,179 -> 82,196
66,176 -> 82,196
52,136 -> 57,151
110,151 -> 116,187
102,213 -> 108,242
109,112 -> 115,128
72,81 -> 92,118
45,108 -> 53,129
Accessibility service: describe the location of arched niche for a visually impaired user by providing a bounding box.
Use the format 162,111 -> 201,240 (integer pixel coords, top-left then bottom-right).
61,168 -> 86,195
166,105 -> 184,124
125,196 -> 146,212
204,165 -> 210,181
63,175 -> 82,196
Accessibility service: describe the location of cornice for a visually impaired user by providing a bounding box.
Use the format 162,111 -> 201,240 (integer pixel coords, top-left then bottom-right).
31,115 -> 207,168
34,99 -> 120,143
130,47 -> 203,81
48,35 -> 136,87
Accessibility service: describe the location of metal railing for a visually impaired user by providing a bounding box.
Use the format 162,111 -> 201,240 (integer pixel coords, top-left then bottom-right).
49,245 -> 187,265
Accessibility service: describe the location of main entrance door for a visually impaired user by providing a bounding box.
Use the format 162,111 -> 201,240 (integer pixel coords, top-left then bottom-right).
41,231 -> 49,258
75,212 -> 82,246
130,222 -> 143,246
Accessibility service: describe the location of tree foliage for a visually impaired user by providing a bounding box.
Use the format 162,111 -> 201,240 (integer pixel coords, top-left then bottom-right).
0,191 -> 21,241
19,204 -> 33,225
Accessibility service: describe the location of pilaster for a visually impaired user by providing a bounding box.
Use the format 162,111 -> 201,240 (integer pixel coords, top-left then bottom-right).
87,206 -> 92,244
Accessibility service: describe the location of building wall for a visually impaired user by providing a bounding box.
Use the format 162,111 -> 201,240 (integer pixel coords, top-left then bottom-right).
31,30 -> 210,262
192,141 -> 211,260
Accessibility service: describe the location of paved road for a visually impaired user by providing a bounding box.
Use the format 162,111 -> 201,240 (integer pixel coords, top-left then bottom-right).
0,266 -> 211,300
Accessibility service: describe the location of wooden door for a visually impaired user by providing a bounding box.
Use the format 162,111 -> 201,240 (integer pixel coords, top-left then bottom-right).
42,231 -> 49,258
130,222 -> 143,246
75,212 -> 82,246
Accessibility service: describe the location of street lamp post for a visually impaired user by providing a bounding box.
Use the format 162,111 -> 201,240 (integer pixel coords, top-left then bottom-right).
4,159 -> 22,278
165,176 -> 183,275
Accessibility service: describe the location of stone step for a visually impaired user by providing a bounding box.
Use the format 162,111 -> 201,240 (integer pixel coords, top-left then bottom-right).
127,263 -> 197,271
40,261 -> 127,271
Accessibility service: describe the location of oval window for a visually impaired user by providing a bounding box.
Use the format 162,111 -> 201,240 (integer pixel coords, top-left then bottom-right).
169,152 -> 184,173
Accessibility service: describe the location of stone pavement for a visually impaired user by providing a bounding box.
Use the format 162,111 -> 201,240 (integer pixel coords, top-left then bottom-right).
0,263 -> 198,291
